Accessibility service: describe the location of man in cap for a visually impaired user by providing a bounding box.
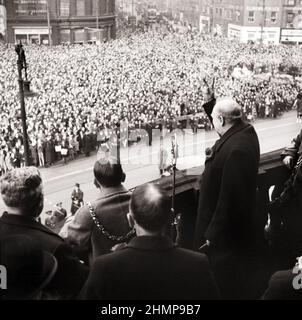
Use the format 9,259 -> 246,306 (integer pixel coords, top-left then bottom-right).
71,183 -> 84,215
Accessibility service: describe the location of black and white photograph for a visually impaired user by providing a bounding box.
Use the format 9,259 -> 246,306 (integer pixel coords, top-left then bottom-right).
1,0 -> 302,306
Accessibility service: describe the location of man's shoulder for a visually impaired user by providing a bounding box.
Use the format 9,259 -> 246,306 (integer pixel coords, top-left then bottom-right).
174,247 -> 211,266
270,269 -> 296,285
0,215 -> 65,251
92,245 -> 210,267
263,269 -> 302,300
0,214 -> 63,238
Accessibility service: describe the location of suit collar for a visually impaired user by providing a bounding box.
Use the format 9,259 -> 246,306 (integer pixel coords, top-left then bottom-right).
215,120 -> 250,153
96,184 -> 129,200
126,235 -> 177,251
0,213 -> 62,239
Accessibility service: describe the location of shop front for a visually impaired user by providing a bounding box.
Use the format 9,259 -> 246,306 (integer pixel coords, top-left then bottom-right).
14,26 -> 50,44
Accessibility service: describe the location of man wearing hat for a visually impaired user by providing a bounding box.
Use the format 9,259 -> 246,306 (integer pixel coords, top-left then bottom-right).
71,183 -> 84,215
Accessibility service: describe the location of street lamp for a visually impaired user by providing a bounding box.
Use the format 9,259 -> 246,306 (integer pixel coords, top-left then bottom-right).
15,43 -> 38,166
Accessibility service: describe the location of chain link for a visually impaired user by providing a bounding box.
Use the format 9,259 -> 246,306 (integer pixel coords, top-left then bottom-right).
87,202 -> 135,242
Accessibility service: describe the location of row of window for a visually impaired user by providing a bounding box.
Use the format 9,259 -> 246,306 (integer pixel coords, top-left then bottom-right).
285,0 -> 302,6
202,6 -> 241,22
60,0 -> 114,17
60,27 -> 111,43
247,11 -> 277,24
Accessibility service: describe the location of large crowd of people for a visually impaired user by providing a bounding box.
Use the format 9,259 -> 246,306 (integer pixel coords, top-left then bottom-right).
1,31 -> 302,174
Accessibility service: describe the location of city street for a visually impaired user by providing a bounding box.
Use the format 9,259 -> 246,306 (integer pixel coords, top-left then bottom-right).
0,111 -> 300,218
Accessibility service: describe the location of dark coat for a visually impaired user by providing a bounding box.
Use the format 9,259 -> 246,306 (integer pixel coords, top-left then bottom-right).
194,107 -> 260,299
45,140 -> 55,165
194,119 -> 260,251
0,213 -> 89,298
79,235 -> 220,300
271,128 -> 302,262
262,269 -> 302,300
71,188 -> 84,215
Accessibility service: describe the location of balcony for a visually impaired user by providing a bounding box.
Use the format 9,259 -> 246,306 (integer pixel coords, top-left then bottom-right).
152,149 -> 290,250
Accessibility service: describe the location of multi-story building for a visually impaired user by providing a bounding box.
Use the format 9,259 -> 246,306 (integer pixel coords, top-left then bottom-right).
200,0 -> 284,44
2,0 -> 116,45
0,0 -> 6,41
281,0 -> 302,43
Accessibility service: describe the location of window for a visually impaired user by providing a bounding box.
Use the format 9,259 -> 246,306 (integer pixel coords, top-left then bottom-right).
248,11 -> 255,23
99,0 -> 107,15
285,0 -> 295,5
60,0 -> 69,16
271,11 -> 277,23
287,12 -> 294,25
60,29 -> 70,43
106,0 -> 110,14
219,8 -> 222,17
74,29 -> 85,43
76,0 -> 85,16
92,0 -> 98,15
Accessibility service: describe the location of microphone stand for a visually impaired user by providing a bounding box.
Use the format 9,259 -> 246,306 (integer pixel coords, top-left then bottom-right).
170,134 -> 180,242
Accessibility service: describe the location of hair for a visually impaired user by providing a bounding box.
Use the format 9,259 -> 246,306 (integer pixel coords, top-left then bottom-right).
216,97 -> 242,124
130,184 -> 170,232
93,157 -> 126,188
0,167 -> 44,217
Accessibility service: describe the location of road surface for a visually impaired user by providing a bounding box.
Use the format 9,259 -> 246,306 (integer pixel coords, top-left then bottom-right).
0,110 -> 300,219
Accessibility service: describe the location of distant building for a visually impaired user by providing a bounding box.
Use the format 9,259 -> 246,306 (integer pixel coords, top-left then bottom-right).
281,0 -> 302,44
200,0 -> 286,45
2,0 -> 116,45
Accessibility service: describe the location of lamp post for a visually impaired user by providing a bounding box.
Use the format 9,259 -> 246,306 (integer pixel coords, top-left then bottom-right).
46,0 -> 52,46
15,43 -> 37,166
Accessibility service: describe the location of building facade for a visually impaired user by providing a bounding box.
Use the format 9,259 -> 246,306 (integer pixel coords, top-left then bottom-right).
281,0 -> 302,43
199,0 -> 293,45
2,0 -> 115,45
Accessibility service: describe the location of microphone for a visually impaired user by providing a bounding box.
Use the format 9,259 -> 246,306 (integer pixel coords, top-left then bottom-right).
171,133 -> 177,167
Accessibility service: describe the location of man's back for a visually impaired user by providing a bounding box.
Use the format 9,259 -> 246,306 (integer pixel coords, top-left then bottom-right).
195,120 -> 260,251
0,213 -> 88,297
62,185 -> 133,262
80,236 -> 219,300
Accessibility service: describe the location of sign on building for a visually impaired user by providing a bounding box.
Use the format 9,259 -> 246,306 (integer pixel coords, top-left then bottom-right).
281,28 -> 302,43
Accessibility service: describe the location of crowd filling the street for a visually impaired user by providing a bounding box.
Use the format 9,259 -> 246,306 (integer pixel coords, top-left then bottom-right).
1,31 -> 302,173
2,28 -> 302,301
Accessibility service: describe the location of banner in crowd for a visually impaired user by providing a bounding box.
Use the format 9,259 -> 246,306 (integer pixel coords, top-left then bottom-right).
0,4 -> 6,38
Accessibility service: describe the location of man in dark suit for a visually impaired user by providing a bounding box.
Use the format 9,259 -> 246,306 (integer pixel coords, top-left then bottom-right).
268,128 -> 302,267
0,167 -> 88,299
79,183 -> 220,300
194,96 -> 261,299
71,183 -> 84,215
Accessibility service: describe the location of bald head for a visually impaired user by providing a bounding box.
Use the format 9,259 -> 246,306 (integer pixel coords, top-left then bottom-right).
211,97 -> 242,136
214,97 -> 242,122
130,183 -> 170,232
